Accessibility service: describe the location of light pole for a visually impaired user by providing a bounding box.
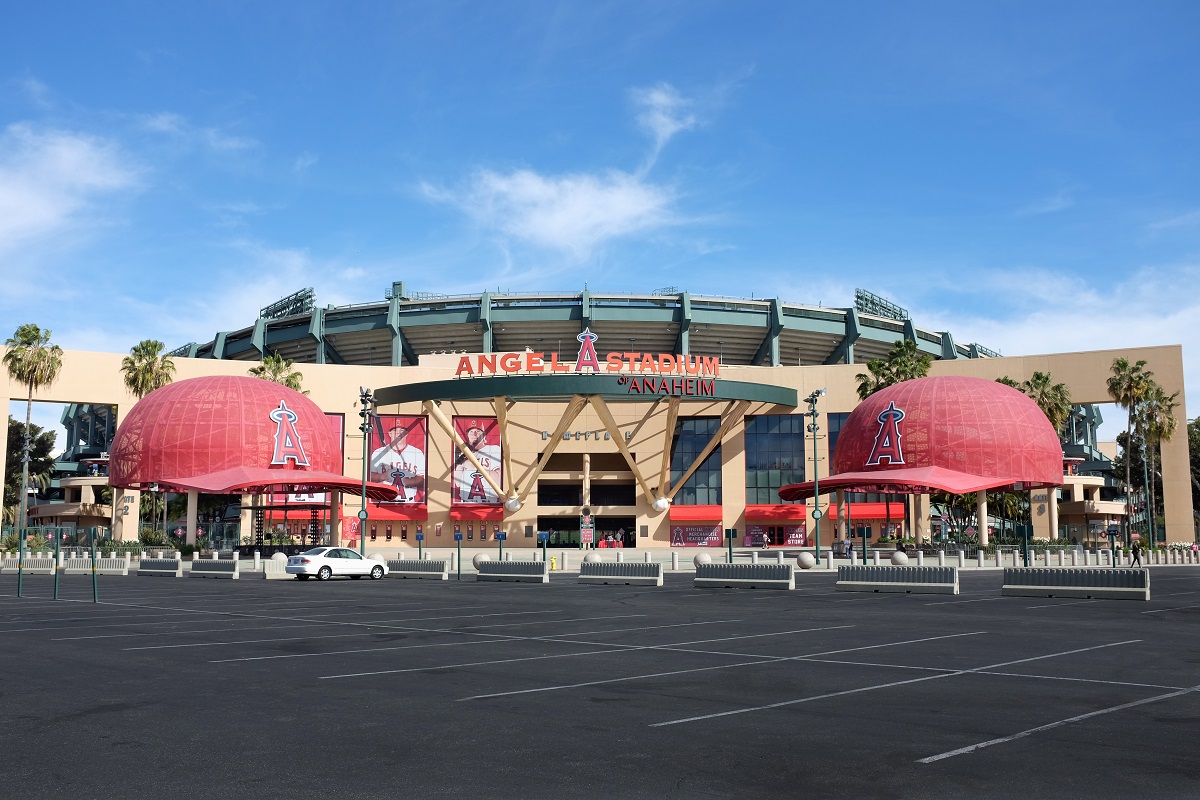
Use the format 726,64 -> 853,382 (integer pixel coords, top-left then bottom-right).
806,389 -> 826,566
358,387 -> 375,557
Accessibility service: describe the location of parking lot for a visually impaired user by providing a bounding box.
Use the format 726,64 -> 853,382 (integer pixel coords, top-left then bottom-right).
2,568 -> 1198,799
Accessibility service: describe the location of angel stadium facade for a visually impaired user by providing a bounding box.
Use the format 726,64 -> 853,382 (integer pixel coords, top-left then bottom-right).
3,285 -> 1192,550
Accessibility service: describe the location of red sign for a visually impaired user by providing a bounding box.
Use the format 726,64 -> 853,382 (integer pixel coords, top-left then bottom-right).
670,524 -> 723,547
368,414 -> 428,505
581,530 -> 594,544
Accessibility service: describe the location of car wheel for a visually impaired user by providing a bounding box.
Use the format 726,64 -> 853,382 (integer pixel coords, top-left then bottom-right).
296,574 -> 309,581
370,565 -> 384,580
317,566 -> 332,581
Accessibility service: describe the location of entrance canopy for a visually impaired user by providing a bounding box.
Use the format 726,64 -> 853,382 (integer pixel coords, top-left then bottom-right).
780,376 -> 1063,501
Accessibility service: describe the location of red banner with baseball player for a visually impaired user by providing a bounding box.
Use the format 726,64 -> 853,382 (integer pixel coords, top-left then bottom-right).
366,415 -> 428,519
451,416 -> 503,507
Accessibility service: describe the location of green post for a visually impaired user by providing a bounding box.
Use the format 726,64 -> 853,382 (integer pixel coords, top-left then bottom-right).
17,528 -> 26,597
53,528 -> 61,600
727,528 -> 734,564
90,531 -> 98,603
806,389 -> 826,567
456,536 -> 462,581
542,537 -> 548,563
498,531 -> 504,561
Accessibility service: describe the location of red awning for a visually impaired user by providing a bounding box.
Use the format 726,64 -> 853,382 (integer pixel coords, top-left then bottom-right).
669,504 -> 724,521
450,506 -> 506,522
833,502 -> 907,519
745,504 -> 807,521
779,466 -> 1059,501
365,504 -> 429,521
160,466 -> 401,502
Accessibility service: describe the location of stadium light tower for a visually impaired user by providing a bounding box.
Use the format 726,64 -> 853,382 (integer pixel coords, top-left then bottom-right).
358,387 -> 376,556
806,389 -> 826,566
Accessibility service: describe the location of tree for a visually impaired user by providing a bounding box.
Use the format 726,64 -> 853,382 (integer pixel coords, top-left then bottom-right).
997,373 -> 1072,433
855,339 -> 933,400
1138,383 -> 1179,543
1188,417 -> 1200,527
1107,358 -> 1154,542
248,353 -> 306,393
4,416 -> 56,524
3,324 -> 63,530
121,339 -> 176,399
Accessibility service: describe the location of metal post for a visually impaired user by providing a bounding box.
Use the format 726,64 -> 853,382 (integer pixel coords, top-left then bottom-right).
499,533 -> 504,562
727,528 -> 733,564
53,527 -> 61,600
358,388 -> 374,558
456,537 -> 462,580
806,389 -> 826,567
91,531 -> 99,603
17,528 -> 26,597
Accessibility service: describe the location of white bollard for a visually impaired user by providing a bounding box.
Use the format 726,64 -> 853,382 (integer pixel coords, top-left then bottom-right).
671,552 -> 679,570
916,551 -> 924,566
616,551 -> 624,563
751,552 -> 758,564
776,551 -> 784,564
957,551 -> 965,568
995,550 -> 1003,568
937,551 -> 945,566
1071,551 -> 1078,566
976,552 -> 985,568
561,553 -> 569,571
871,551 -> 880,566
644,551 -> 651,563
848,549 -> 856,565
253,551 -> 261,571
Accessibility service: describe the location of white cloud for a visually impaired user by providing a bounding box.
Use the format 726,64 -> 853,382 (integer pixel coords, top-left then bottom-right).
294,151 -> 318,174
1016,189 -> 1075,216
631,82 -> 697,165
425,168 -> 679,260
1147,209 -> 1200,231
16,75 -> 51,107
0,123 -> 139,255
137,111 -> 258,152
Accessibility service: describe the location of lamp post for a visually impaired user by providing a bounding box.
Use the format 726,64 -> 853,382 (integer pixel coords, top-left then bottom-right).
358,387 -> 375,557
806,389 -> 826,566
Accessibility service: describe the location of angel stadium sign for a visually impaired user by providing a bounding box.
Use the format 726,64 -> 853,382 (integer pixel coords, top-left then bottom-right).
453,328 -> 721,397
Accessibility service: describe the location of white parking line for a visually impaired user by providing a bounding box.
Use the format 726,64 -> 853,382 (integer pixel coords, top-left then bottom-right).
323,624 -> 856,681
1025,600 -> 1096,610
917,683 -> 1200,763
456,631 -> 980,701
1142,603 -> 1200,614
649,639 -> 1139,727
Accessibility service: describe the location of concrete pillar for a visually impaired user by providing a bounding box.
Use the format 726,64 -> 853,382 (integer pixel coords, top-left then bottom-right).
582,452 -> 591,511
111,488 -> 140,541
1048,488 -> 1060,540
977,492 -> 989,547
185,490 -> 199,546
835,489 -> 847,541
329,490 -> 342,546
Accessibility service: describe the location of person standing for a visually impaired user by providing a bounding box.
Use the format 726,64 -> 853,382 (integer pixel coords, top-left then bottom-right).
370,421 -> 426,503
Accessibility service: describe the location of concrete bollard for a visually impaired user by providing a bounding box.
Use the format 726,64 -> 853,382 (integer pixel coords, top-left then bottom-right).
848,549 -> 856,565
871,551 -> 880,566
751,552 -> 758,564
976,552 -> 985,568
616,551 -> 624,563
671,552 -> 679,570
644,551 -> 651,563
1071,551 -> 1078,566
937,551 -> 945,566
253,551 -> 261,571
561,553 -> 569,571
916,551 -> 924,566
995,551 -> 1003,568
957,551 -> 965,568
776,551 -> 784,564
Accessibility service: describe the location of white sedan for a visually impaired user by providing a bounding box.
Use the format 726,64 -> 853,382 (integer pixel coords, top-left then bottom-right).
286,547 -> 388,581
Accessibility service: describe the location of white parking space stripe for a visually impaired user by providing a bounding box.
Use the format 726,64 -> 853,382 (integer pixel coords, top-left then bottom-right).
917,684 -> 1200,763
323,625 -> 855,681
123,609 -> 572,650
455,631 -> 980,700
1142,603 -> 1200,614
924,598 -> 1007,606
1025,600 -> 1096,609
649,640 -> 1139,727
210,619 -> 743,664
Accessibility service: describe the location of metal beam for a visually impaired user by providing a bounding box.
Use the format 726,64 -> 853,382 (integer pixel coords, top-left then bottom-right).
940,331 -> 960,360
588,395 -> 660,506
676,292 -> 691,355
308,308 -> 326,364
515,396 -> 588,504
494,396 -> 514,498
424,400 -> 506,502
479,292 -> 493,353
752,298 -> 784,366
211,332 -> 230,360
657,398 -> 680,497
824,309 -> 860,365
580,289 -> 592,332
666,400 -> 751,501
387,296 -> 418,366
251,317 -> 267,357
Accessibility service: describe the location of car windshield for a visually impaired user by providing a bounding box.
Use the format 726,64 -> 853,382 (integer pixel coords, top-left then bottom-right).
301,548 -> 329,556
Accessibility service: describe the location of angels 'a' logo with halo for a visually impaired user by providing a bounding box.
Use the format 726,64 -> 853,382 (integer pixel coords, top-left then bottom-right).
269,401 -> 310,466
866,401 -> 906,466
574,328 -> 601,372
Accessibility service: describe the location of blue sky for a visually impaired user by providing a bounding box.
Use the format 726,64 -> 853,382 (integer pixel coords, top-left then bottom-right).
3,1 -> 1200,442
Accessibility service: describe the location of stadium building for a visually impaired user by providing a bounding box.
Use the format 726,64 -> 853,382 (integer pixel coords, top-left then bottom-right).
3,286 -> 1192,548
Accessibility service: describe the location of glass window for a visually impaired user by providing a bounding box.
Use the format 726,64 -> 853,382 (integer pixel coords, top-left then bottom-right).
745,415 -> 806,504
670,418 -> 722,505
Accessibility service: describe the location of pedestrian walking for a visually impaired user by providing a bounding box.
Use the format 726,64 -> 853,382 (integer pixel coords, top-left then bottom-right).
1131,541 -> 1142,567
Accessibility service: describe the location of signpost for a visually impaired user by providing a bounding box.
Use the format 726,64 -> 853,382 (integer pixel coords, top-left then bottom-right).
725,528 -> 736,564
496,530 -> 506,560
580,511 -> 594,548
538,532 -> 549,563
454,530 -> 463,580
416,531 -> 424,560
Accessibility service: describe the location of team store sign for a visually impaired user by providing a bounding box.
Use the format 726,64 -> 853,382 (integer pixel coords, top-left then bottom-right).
453,328 -> 720,397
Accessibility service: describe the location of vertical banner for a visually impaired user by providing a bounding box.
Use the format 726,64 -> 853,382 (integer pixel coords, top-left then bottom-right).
369,415 -> 428,504
451,416 -> 503,505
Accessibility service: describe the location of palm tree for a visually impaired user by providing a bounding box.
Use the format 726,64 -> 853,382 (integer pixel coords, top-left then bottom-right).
3,324 -> 63,532
1107,358 -> 1154,542
999,371 -> 1072,433
121,339 -> 176,399
249,352 -> 306,393
855,339 -> 934,400
1139,383 -> 1179,544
